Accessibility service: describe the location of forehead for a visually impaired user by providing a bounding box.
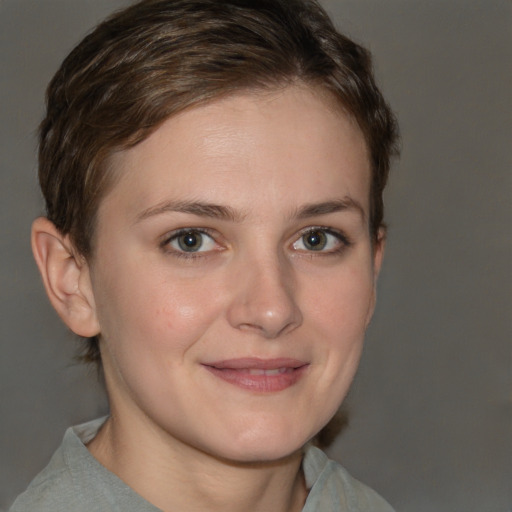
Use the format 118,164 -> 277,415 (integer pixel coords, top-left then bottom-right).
102,85 -> 371,223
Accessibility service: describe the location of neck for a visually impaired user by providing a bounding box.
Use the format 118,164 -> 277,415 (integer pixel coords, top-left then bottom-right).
88,413 -> 308,512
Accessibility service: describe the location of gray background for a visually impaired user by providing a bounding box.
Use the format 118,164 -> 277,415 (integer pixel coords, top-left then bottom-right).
1,0 -> 510,510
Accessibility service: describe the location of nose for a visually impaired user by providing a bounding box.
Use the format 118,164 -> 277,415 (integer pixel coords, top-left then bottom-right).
226,254 -> 303,339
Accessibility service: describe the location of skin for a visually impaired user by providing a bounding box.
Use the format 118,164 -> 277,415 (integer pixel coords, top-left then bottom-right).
32,85 -> 384,512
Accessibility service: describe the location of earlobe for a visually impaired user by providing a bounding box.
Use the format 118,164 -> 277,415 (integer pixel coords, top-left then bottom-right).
31,217 -> 100,337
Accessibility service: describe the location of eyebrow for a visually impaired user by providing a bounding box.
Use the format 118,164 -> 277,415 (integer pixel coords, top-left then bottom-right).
135,200 -> 245,223
135,197 -> 365,224
294,198 -> 366,222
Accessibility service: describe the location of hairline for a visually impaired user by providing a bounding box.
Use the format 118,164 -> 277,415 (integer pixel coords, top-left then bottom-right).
83,80 -> 374,259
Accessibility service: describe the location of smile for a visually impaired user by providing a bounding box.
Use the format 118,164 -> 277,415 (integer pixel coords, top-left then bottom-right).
202,358 -> 309,393
243,368 -> 290,376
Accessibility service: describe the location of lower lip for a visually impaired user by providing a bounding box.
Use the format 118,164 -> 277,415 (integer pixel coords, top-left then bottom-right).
203,365 -> 309,393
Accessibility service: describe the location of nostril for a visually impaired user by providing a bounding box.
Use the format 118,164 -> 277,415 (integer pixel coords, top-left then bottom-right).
226,260 -> 303,338
238,322 -> 266,335
235,308 -> 302,339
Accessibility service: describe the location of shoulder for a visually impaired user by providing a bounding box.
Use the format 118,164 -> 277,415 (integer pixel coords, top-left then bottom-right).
8,418 -> 109,512
9,418 -> 160,512
8,441 -> 79,512
302,445 -> 395,512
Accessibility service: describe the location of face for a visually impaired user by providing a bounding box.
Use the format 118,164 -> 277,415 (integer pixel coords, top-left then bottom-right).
87,85 -> 383,463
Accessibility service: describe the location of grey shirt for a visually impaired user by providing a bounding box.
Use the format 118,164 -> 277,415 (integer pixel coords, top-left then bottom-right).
9,417 -> 395,512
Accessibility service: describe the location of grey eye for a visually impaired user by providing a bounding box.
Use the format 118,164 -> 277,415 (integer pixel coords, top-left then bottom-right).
302,230 -> 327,251
292,228 -> 345,253
170,231 -> 216,253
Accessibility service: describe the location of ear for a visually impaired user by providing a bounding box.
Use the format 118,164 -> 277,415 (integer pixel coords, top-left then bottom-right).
365,227 -> 386,327
31,217 -> 100,337
372,227 -> 386,281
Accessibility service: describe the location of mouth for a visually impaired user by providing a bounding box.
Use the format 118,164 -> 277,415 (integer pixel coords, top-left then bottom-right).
202,358 -> 309,393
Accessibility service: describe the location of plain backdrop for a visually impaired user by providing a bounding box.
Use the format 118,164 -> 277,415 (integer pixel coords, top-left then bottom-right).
1,1 -> 510,511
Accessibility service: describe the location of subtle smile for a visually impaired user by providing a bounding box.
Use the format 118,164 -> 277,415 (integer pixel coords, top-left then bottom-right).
202,358 -> 309,392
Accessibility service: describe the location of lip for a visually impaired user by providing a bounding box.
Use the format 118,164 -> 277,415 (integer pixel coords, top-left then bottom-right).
202,358 -> 309,393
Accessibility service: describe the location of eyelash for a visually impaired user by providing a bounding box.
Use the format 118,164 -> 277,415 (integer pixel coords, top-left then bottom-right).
160,226 -> 352,260
293,226 -> 352,256
160,228 -> 221,259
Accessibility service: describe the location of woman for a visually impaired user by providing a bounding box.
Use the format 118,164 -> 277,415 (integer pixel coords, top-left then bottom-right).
10,0 -> 399,510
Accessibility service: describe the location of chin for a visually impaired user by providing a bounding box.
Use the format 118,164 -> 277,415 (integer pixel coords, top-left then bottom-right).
215,442 -> 304,465
207,422 -> 318,464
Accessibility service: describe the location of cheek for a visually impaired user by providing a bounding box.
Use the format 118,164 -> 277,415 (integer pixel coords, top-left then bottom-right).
302,259 -> 375,398
306,263 -> 375,337
151,287 -> 219,349
95,263 -> 225,357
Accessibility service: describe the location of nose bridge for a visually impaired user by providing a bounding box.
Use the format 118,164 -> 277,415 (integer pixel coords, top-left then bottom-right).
226,246 -> 303,339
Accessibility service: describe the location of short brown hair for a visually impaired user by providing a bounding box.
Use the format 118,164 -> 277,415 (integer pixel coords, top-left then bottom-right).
39,0 -> 399,364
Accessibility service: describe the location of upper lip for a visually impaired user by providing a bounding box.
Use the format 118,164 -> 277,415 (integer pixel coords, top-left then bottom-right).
203,358 -> 308,370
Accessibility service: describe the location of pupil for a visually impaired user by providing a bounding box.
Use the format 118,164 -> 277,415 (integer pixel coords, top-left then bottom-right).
305,231 -> 326,250
179,232 -> 202,251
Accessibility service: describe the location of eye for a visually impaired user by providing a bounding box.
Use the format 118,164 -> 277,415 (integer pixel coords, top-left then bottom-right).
292,228 -> 348,253
165,229 -> 217,254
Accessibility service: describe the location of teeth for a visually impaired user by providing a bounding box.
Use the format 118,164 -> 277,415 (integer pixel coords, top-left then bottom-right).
247,368 -> 286,376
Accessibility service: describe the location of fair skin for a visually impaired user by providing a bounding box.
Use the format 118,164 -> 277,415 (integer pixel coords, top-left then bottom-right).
32,85 -> 383,512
